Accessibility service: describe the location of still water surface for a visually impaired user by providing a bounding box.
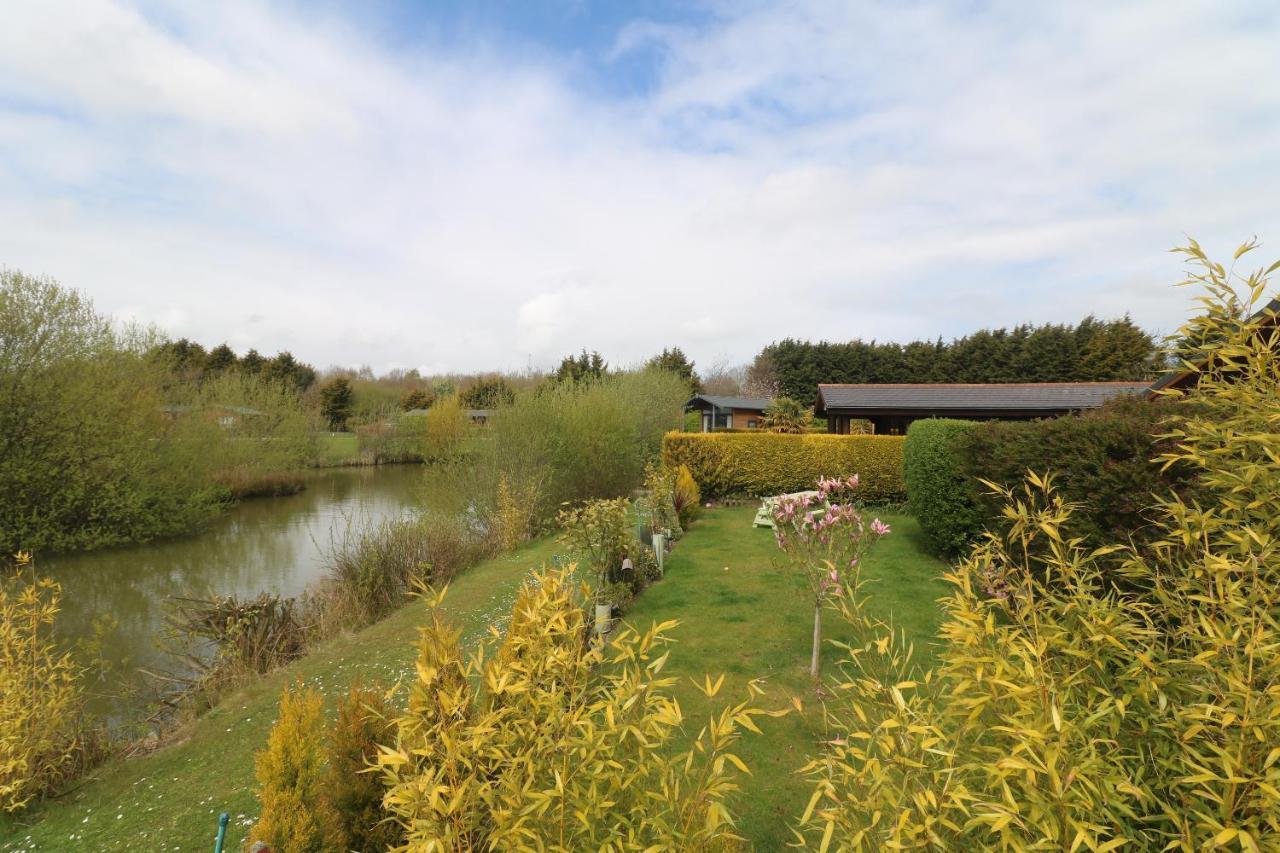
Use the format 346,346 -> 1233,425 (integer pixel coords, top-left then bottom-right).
40,465 -> 423,718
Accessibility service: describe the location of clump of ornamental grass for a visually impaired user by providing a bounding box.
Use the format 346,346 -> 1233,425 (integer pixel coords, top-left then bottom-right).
770,475 -> 890,678
379,568 -> 776,850
673,463 -> 703,527
793,239 -> 1280,850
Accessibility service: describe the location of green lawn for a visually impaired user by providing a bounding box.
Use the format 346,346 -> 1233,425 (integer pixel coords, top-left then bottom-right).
1,507 -> 946,852
314,431 -> 360,466
621,506 -> 948,849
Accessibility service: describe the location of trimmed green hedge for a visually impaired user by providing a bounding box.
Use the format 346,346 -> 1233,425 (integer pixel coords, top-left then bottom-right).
903,419 -> 983,556
903,398 -> 1204,559
963,397 -> 1200,549
660,432 -> 905,502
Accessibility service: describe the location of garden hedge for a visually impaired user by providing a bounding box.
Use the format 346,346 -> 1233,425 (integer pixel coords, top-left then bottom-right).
962,396 -> 1201,550
660,432 -> 905,502
903,398 -> 1205,559
902,419 -> 983,557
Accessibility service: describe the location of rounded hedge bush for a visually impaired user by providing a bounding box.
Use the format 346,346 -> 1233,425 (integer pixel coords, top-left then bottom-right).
902,419 -> 982,556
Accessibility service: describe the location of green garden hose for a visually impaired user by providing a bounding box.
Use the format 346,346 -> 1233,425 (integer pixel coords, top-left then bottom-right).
213,812 -> 229,853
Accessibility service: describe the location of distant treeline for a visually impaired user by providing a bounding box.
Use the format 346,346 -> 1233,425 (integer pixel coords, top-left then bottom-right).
752,317 -> 1163,405
152,339 -> 317,392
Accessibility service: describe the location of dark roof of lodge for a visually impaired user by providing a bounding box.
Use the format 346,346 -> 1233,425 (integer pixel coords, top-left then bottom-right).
684,394 -> 773,411
816,382 -> 1152,414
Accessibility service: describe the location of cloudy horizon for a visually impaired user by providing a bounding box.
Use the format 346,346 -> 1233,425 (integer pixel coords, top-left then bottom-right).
2,0 -> 1278,375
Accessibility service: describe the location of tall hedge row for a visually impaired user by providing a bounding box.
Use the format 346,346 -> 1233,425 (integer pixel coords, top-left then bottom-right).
903,398 -> 1203,557
902,419 -> 982,556
660,432 -> 905,502
963,397 -> 1201,548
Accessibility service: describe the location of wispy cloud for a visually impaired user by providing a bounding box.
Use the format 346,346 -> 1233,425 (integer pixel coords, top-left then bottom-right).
1,0 -> 1277,373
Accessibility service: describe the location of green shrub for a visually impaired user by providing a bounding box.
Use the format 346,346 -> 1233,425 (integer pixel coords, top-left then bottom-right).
961,395 -> 1199,549
321,683 -> 400,852
902,418 -> 982,556
661,432 -> 905,501
422,370 -> 687,530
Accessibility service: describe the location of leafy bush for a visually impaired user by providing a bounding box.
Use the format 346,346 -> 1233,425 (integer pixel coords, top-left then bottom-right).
0,271 -> 226,553
557,497 -> 633,599
642,463 -> 682,537
248,686 -> 330,853
0,556 -> 87,812
673,464 -> 702,527
794,240 -> 1280,850
902,418 -> 982,556
321,683 -> 400,852
661,432 -> 905,501
423,370 -> 687,530
379,569 -> 769,850
962,395 -> 1199,549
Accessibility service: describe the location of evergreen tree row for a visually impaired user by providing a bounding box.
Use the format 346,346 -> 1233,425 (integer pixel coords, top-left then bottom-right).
752,316 -> 1163,405
151,338 -> 318,392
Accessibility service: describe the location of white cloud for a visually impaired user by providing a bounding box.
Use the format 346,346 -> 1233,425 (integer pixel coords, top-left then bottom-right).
1,0 -> 1278,373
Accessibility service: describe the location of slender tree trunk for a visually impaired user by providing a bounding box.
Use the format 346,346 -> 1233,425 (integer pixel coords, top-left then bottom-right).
810,605 -> 822,678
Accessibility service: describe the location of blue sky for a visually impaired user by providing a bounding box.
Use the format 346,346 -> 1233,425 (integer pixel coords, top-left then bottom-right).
1,1 -> 1279,374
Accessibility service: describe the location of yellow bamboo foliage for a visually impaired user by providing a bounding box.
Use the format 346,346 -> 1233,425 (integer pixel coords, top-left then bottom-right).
794,241 -> 1280,851
247,686 -> 330,853
379,568 -> 771,851
494,473 -> 540,553
0,553 -> 84,812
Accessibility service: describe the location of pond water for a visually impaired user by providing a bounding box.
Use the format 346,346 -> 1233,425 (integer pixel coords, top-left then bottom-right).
38,465 -> 424,720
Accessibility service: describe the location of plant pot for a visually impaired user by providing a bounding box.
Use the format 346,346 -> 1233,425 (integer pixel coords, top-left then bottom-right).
594,603 -> 613,635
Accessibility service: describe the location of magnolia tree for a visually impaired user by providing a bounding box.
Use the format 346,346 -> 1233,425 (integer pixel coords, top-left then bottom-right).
771,475 -> 890,677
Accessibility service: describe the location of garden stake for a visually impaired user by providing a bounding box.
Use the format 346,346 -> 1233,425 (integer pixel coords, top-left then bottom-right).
213,812 -> 229,853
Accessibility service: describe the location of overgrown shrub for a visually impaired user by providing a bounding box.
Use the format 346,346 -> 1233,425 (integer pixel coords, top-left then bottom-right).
794,240 -> 1280,850
423,370 -> 687,530
248,686 -> 330,853
159,593 -> 308,710
661,432 -> 905,501
0,271 -> 225,553
557,498 -> 633,598
0,555 -> 87,812
379,569 -> 770,850
321,683 -> 400,852
324,517 -> 431,625
902,418 -> 982,556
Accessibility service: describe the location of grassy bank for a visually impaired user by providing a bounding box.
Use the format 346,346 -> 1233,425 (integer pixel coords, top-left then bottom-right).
1,507 -> 946,851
